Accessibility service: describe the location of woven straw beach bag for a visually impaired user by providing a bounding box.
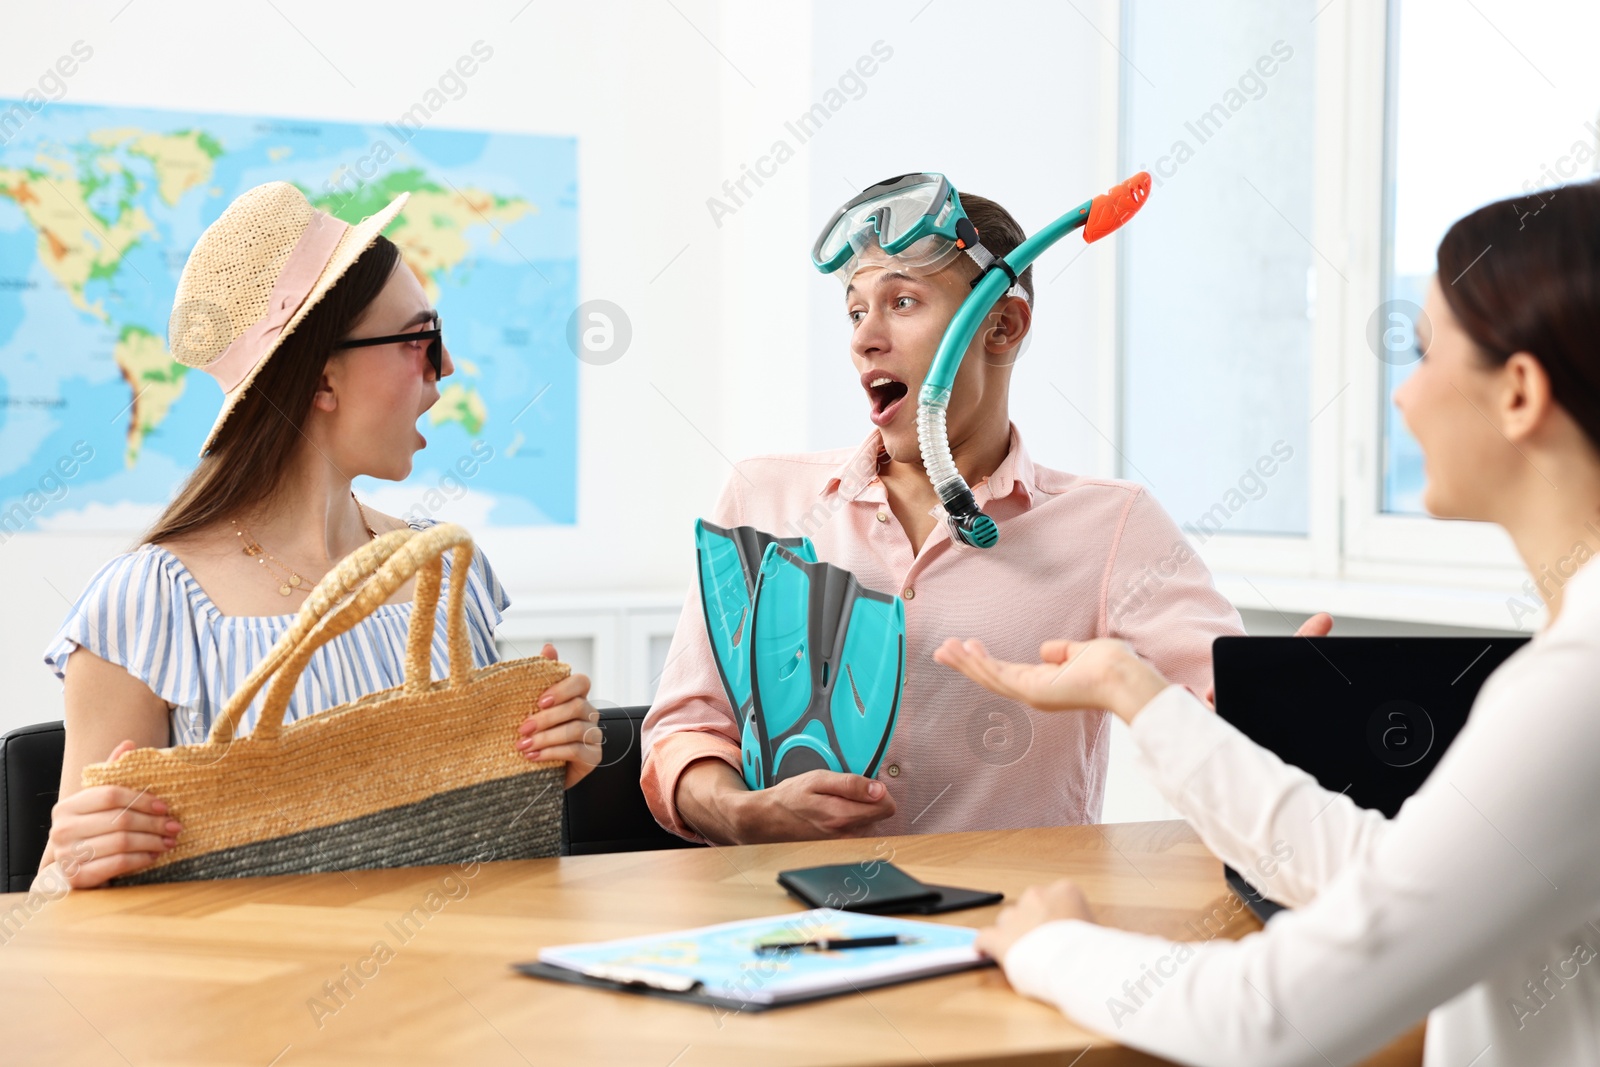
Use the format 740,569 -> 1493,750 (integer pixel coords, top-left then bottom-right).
81,522 -> 567,885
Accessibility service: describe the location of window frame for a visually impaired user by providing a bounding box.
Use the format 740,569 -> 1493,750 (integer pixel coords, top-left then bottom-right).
1336,0 -> 1524,589
1113,0 -> 1529,628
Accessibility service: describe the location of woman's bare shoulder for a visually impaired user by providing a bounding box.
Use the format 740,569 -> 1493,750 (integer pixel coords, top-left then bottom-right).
364,507 -> 416,534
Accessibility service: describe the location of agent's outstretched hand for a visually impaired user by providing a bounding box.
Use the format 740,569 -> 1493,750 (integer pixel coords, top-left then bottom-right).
933,637 -> 1170,725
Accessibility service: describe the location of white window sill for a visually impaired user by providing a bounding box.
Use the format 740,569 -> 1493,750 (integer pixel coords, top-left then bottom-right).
1213,572 -> 1535,633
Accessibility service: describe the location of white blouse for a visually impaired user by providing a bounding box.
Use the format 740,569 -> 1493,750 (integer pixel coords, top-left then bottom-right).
1003,557 -> 1600,1066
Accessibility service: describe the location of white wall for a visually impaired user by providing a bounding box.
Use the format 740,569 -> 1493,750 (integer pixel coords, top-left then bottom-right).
804,2 -> 1120,467
0,0 -> 810,732
0,0 -> 1119,736
6,2 -> 1514,826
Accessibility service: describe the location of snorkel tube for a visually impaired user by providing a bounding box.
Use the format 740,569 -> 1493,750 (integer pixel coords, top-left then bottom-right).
919,172 -> 1153,548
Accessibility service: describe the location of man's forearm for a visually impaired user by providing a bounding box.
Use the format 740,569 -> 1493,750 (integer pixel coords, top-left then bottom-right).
674,758 -> 753,845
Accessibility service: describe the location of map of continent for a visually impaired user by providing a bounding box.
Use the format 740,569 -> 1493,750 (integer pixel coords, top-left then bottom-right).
0,101 -> 577,532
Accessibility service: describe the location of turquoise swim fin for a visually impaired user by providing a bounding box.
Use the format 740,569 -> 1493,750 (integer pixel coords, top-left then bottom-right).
747,544 -> 905,786
694,520 -> 817,789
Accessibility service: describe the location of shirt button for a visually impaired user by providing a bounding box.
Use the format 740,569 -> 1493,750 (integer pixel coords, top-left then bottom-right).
903,587 -> 915,600
886,763 -> 900,777
876,511 -> 888,523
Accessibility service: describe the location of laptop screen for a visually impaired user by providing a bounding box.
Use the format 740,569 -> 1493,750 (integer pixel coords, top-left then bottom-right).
1212,636 -> 1530,819
1212,636 -> 1529,916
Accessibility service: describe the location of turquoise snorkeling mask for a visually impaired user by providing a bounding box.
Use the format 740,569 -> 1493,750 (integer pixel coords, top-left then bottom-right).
813,170 -> 1153,549
811,172 -> 1027,299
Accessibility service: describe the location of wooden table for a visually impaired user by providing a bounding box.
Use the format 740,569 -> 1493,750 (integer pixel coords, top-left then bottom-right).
2,821 -> 1421,1066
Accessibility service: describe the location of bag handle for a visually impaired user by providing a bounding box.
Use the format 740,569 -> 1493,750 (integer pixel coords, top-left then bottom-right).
212,524 -> 479,744
253,523 -> 477,741
208,527 -> 417,744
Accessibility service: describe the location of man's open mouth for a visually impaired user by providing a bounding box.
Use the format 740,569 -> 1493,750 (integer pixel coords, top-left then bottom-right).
866,376 -> 909,417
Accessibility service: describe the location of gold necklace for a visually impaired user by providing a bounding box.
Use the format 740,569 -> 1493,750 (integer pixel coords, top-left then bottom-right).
350,491 -> 378,540
232,491 -> 379,596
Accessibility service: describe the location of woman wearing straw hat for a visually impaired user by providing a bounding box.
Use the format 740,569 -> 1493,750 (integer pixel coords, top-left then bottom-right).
36,182 -> 601,890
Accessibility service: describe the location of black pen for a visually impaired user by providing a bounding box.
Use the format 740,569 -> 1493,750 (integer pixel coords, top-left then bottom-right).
755,935 -> 917,953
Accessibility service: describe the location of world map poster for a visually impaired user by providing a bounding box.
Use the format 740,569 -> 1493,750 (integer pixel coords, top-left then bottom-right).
0,100 -> 578,533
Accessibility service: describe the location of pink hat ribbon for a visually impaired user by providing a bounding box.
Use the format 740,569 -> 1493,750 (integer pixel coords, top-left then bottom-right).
203,210 -> 350,392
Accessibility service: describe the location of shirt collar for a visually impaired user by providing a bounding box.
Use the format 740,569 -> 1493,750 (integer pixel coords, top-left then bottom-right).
818,421 -> 1038,508
983,422 -> 1037,507
819,432 -> 890,503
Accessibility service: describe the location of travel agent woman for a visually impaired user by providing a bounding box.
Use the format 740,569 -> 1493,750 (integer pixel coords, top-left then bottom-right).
37,182 -> 601,890
937,181 -> 1600,1066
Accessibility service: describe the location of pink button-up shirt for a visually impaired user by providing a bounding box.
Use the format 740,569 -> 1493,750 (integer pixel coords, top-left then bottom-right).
641,423 -> 1245,841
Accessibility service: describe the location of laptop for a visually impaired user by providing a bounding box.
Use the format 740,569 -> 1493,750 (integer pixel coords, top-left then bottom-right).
1211,635 -> 1530,920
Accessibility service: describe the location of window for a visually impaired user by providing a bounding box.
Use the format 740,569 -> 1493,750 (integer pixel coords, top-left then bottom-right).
1120,0 -> 1317,538
1112,0 -> 1593,625
1382,0 -> 1600,514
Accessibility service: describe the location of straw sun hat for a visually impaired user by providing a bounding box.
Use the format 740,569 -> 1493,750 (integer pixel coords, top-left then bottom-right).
167,181 -> 410,456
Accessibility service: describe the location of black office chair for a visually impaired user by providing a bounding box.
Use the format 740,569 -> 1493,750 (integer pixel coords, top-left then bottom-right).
2,720 -> 65,893
562,704 -> 704,855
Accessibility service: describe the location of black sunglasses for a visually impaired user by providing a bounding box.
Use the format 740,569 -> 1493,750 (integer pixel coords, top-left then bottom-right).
334,316 -> 443,377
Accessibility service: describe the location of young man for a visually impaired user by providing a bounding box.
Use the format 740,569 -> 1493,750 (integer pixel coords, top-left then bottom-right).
642,178 -> 1246,844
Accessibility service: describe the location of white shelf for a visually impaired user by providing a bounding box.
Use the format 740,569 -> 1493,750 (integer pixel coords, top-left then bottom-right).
496,589 -> 689,707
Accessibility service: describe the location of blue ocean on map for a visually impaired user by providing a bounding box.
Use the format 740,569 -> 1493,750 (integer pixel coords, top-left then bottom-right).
0,100 -> 578,531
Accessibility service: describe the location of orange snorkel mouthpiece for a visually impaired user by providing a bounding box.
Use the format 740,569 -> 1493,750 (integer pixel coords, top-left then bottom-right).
1084,171 -> 1153,243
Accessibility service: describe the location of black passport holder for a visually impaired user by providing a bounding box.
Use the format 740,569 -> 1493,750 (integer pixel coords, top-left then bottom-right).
777,861 -> 1003,915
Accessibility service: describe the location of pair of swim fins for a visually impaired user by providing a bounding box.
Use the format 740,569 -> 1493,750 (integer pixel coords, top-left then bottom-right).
694,519 -> 906,790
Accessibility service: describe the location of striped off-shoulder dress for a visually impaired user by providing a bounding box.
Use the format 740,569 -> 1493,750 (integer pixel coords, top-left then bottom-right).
43,517 -> 511,746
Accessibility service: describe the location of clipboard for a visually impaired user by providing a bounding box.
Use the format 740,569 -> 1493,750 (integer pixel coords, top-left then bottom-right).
514,908 -> 993,1011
